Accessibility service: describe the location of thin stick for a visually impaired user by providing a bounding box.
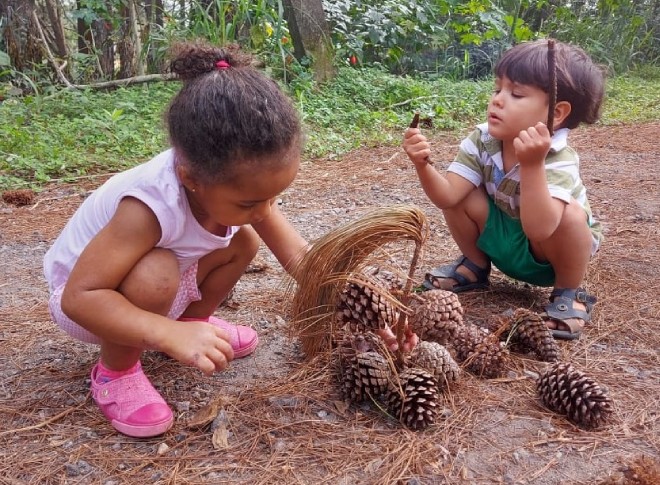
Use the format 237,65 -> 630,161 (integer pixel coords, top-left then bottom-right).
395,241 -> 421,365
0,400 -> 87,436
547,39 -> 557,136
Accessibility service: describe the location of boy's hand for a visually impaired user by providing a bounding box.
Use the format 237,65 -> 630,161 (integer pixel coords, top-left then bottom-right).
161,320 -> 234,376
514,122 -> 552,166
403,128 -> 432,166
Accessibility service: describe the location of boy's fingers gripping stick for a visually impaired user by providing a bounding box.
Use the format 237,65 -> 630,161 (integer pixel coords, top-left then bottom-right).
409,112 -> 433,165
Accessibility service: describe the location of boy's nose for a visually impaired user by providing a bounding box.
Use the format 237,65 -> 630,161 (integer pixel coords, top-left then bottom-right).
491,92 -> 504,106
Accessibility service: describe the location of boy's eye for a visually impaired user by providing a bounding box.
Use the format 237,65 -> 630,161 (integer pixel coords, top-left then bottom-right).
511,92 -> 523,98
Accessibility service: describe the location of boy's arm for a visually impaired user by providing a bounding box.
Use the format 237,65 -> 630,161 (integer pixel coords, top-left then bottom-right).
403,127 -> 475,208
252,203 -> 309,279
516,122 -> 566,240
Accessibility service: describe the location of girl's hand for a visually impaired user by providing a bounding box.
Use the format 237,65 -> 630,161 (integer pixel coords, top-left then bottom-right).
377,324 -> 419,353
161,320 -> 234,375
514,122 -> 552,166
403,128 -> 432,166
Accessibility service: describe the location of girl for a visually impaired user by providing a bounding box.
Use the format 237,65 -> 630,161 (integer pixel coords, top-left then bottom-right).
44,42 -> 308,437
403,39 -> 605,340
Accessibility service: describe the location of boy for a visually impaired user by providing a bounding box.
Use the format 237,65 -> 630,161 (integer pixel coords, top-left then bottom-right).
403,39 -> 605,340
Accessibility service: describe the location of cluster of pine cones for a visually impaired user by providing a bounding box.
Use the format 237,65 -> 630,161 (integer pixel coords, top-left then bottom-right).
332,267 -> 612,431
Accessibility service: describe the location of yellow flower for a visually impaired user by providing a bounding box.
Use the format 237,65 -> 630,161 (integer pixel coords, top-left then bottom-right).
265,22 -> 273,37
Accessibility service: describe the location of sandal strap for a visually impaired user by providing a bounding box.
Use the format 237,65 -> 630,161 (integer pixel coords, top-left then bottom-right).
545,287 -> 596,323
458,255 -> 491,279
91,363 -> 167,419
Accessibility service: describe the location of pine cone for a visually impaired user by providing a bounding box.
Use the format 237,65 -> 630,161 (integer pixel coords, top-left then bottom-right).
452,324 -> 508,378
408,289 -> 464,345
336,333 -> 392,403
364,266 -> 405,292
386,367 -> 441,431
409,341 -> 460,389
336,269 -> 399,332
505,308 -> 560,362
537,362 -> 613,429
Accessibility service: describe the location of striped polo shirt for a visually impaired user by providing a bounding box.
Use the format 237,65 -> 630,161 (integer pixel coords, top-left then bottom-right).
447,123 -> 602,252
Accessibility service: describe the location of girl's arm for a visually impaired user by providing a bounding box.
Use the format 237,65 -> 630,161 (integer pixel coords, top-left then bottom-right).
251,203 -> 309,279
61,197 -> 232,374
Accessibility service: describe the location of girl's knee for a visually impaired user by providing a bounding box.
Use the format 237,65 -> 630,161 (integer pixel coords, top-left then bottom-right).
119,248 -> 180,313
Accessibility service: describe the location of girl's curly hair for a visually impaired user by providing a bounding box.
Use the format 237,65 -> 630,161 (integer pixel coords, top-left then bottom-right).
166,41 -> 301,183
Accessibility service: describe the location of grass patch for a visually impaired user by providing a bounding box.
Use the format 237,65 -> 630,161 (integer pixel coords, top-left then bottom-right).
1,68 -> 658,190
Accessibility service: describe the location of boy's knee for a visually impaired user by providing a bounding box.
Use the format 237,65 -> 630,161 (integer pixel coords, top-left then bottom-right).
119,248 -> 180,314
559,200 -> 590,232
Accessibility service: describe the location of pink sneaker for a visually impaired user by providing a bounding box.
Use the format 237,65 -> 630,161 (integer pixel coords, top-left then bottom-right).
179,316 -> 259,359
90,362 -> 173,438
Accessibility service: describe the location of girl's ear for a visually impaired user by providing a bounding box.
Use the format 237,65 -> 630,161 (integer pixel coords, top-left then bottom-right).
175,163 -> 198,192
553,101 -> 572,130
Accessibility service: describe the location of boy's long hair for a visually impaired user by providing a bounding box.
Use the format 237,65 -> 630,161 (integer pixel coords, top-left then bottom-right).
166,41 -> 301,183
494,39 -> 606,129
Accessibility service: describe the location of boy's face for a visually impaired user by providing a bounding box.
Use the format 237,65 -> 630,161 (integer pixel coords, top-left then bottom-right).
487,76 -> 549,141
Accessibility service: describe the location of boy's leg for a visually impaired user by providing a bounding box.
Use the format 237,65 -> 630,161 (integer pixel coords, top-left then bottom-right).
430,187 -> 490,290
529,200 -> 595,335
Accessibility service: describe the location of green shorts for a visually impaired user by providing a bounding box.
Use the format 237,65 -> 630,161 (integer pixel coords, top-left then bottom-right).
477,197 -> 555,287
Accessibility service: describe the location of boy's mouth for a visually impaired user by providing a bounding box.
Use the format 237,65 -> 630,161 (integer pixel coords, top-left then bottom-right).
488,112 -> 501,122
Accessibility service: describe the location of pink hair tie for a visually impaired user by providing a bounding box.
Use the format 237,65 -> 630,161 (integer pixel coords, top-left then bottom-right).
215,60 -> 230,70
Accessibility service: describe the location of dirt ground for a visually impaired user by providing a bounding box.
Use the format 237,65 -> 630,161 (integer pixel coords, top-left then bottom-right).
0,122 -> 658,484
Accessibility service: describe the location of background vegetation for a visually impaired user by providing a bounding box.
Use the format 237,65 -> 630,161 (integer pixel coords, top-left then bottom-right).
1,0 -> 659,190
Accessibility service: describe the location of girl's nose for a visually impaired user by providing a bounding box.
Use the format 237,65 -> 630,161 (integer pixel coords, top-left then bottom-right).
251,200 -> 273,223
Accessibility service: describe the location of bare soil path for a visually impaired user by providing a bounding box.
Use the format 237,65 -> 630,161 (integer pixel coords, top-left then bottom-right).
0,122 -> 658,484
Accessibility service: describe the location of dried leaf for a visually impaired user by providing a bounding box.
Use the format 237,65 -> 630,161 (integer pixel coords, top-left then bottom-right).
186,401 -> 219,429
212,423 -> 229,450
333,400 -> 349,415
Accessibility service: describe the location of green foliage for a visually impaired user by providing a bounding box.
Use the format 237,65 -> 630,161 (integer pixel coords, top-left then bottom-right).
0,84 -> 175,189
602,75 -> 660,123
145,0 -> 295,80
542,0 -> 659,74
1,70 -> 658,190
324,0 -> 534,77
298,67 -> 492,157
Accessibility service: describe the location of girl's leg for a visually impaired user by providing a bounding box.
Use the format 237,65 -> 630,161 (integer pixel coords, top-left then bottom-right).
432,187 -> 490,289
100,247 -> 180,370
92,248 -> 180,437
181,226 -> 260,318
529,200 -> 594,333
177,227 -> 261,358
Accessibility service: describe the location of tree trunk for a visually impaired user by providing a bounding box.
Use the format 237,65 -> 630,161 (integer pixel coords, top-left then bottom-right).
144,0 -> 166,73
92,7 -> 114,78
76,0 -> 93,55
43,0 -> 67,59
1,0 -> 42,72
117,0 -> 142,78
282,0 -> 335,83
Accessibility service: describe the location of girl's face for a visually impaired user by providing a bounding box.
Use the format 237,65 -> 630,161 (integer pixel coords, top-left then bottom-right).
183,148 -> 300,229
487,76 -> 549,141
